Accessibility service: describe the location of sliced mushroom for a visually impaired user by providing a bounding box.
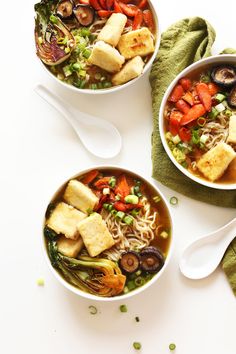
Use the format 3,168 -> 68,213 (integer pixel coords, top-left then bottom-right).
56,0 -> 74,19
140,246 -> 164,273
73,5 -> 95,26
211,65 -> 236,87
228,86 -> 236,108
119,251 -> 140,274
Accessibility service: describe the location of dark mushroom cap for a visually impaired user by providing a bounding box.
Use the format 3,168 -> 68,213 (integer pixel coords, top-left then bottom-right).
211,65 -> 236,88
140,246 -> 165,273
228,86 -> 236,108
56,0 -> 74,19
119,251 -> 140,274
73,5 -> 95,26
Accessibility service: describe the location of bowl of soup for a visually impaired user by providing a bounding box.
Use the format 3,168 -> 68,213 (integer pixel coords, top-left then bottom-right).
34,0 -> 160,93
159,54 -> 236,190
43,166 -> 173,300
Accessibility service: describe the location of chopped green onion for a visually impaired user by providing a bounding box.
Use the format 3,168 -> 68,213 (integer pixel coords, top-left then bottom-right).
215,93 -> 226,102
103,82 -> 112,88
131,209 -> 140,217
38,36 -> 43,44
133,342 -> 142,350
127,280 -> 136,291
123,215 -> 133,225
125,195 -> 139,204
191,129 -> 200,144
135,269 -> 141,276
199,134 -> 208,145
134,276 -> 145,287
169,343 -> 176,351
95,73 -> 102,80
63,65 -> 72,77
115,195 -> 121,201
197,117 -> 206,127
90,83 -> 97,90
225,109 -> 232,117
64,47 -> 70,54
37,278 -> 45,286
170,196 -> 178,205
111,209 -> 117,216
172,134 -> 181,144
103,187 -> 110,195
83,48 -> 91,59
72,62 -> 81,71
208,106 -> 219,119
109,176 -> 116,188
153,195 -> 161,203
89,305 -> 97,315
103,203 -> 109,210
116,211 -> 125,220
50,14 -> 58,24
135,316 -> 140,322
79,69 -> 86,77
119,304 -> 127,312
215,103 -> 225,112
80,28 -> 91,37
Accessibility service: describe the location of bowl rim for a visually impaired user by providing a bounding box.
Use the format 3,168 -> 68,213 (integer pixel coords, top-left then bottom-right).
37,0 -> 161,95
159,54 -> 236,190
42,164 -> 174,302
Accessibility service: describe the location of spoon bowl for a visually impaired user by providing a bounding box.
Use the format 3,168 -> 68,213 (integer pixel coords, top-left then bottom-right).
179,218 -> 236,279
34,84 -> 122,159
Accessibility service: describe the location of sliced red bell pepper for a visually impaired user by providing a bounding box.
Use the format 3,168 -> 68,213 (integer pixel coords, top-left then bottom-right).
168,84 -> 184,103
179,77 -> 191,91
143,9 -> 154,31
81,169 -> 99,185
208,82 -> 219,96
95,195 -> 108,212
169,110 -> 183,136
114,0 -> 122,12
113,201 -> 142,212
180,104 -> 206,126
196,82 -> 212,112
93,176 -> 111,189
106,0 -> 114,10
90,0 -> 102,10
98,9 -> 113,16
138,0 -> 148,9
132,9 -> 143,30
182,91 -> 194,106
119,3 -> 137,17
99,0 -> 107,8
175,99 -> 190,114
115,175 -> 130,198
179,127 -> 191,142
118,0 -> 130,3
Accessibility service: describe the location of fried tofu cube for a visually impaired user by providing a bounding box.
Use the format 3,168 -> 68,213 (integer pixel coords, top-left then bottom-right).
88,41 -> 125,73
77,213 -> 115,257
46,202 -> 86,240
57,235 -> 84,258
112,56 -> 144,86
227,115 -> 236,144
196,142 -> 236,181
97,13 -> 127,47
64,179 -> 98,214
117,27 -> 154,59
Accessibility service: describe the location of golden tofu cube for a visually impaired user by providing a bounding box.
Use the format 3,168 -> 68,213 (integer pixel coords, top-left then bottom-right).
97,13 -> 127,47
227,115 -> 236,144
88,41 -> 125,73
118,27 -> 154,59
57,235 -> 84,258
196,142 -> 236,181
46,202 -> 86,240
77,213 -> 115,257
112,56 -> 144,86
64,179 -> 99,214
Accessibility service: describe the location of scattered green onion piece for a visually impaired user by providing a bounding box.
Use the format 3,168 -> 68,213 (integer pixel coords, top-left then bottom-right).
111,209 -> 117,216
107,204 -> 113,211
95,73 -> 102,80
197,117 -> 206,127
64,47 -> 70,54
38,36 -> 43,44
103,203 -> 109,210
79,69 -> 86,77
125,195 -> 139,204
127,280 -> 136,291
191,129 -> 200,144
131,209 -> 140,217
153,195 -> 161,203
169,343 -> 176,351
199,134 -> 208,145
90,83 -> 97,90
89,305 -> 97,315
225,109 -> 232,117
215,93 -> 226,102
37,278 -> 45,286
119,304 -> 127,313
170,196 -> 178,205
215,103 -> 225,113
103,82 -> 112,88
83,48 -> 91,59
208,106 -> 219,119
134,276 -> 145,287
135,269 -> 141,276
109,176 -> 116,188
123,286 -> 129,294
123,215 -> 133,225
172,134 -> 181,144
72,62 -> 81,71
116,211 -> 125,220
133,342 -> 142,350
80,28 -> 91,37
50,14 -> 58,24
135,316 -> 140,322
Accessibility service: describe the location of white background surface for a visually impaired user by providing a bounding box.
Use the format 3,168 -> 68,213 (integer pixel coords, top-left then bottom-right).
1,0 -> 236,353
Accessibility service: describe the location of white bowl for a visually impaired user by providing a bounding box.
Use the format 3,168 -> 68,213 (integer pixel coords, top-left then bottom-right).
159,54 -> 236,190
37,0 -> 160,95
42,165 -> 174,301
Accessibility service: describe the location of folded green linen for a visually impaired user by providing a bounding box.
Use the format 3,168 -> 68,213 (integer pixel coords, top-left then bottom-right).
149,17 -> 236,295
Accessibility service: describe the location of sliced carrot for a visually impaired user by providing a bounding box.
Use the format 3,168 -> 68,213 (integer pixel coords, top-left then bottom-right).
119,3 -> 137,17
113,201 -> 142,212
179,77 -> 191,91
180,104 -> 206,126
168,84 -> 184,103
94,195 -> 108,212
106,0 -> 114,10
94,176 -> 111,189
118,0 -> 130,3
81,169 -> 99,185
196,82 -> 212,112
175,99 -> 190,114
179,127 -> 191,142
99,0 -> 107,8
143,9 -> 154,31
132,9 -> 143,30
138,0 -> 148,9
90,0 -> 102,10
208,82 -> 220,96
182,91 -> 194,106
169,110 -> 183,136
98,9 -> 113,16
114,0 -> 122,12
115,175 -> 130,198
125,18 -> 133,27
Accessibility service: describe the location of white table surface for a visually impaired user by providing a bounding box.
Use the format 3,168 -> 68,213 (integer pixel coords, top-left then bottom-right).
1,0 -> 236,353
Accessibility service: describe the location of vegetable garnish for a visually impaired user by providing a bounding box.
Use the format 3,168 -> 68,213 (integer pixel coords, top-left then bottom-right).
133,342 -> 142,350
170,196 -> 178,205
169,343 -> 176,351
37,278 -> 45,286
89,305 -> 98,315
119,304 -> 128,313
135,316 -> 140,322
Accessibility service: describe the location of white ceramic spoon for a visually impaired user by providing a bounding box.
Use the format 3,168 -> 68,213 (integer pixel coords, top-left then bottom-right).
179,217 -> 236,279
34,84 -> 122,159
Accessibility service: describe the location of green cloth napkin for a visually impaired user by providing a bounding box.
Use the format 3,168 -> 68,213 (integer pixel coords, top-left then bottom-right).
149,17 -> 236,295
